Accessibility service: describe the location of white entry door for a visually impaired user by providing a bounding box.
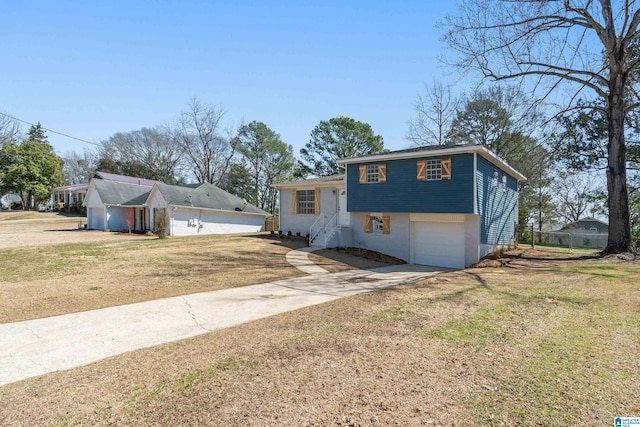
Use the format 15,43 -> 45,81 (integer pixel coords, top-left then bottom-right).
412,221 -> 465,269
338,190 -> 349,226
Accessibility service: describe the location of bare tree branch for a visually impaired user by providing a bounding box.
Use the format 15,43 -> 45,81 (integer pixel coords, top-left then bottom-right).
444,0 -> 639,252
172,98 -> 235,185
406,80 -> 459,146
0,113 -> 22,146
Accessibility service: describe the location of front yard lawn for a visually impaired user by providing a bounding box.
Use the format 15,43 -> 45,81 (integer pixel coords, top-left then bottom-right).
0,234 -> 306,323
1,249 -> 638,426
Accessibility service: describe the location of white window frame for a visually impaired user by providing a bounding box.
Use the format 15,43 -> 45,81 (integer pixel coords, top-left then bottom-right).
366,164 -> 380,183
425,159 -> 442,181
296,190 -> 315,215
370,213 -> 383,234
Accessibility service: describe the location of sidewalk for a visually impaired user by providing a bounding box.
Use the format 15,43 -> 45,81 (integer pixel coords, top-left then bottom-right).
0,248 -> 446,386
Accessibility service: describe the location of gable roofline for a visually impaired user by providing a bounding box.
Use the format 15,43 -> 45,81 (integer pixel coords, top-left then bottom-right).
336,144 -> 527,181
87,179 -> 153,206
83,180 -> 102,207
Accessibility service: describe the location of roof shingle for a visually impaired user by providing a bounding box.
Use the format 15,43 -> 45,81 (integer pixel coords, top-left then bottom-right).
92,179 -> 153,206
156,182 -> 268,215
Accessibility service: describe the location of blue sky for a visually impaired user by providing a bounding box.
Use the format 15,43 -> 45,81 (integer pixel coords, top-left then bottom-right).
1,1 -> 459,156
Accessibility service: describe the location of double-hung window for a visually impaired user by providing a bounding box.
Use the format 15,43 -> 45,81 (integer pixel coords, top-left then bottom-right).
366,164 -> 379,183
425,159 -> 442,180
371,215 -> 384,234
296,190 -> 315,214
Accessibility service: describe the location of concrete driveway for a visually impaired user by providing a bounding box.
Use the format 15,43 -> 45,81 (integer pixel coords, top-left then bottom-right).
0,248 -> 447,386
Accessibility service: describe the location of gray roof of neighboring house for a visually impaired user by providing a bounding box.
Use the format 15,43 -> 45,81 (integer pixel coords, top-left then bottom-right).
93,171 -> 160,187
273,174 -> 345,188
560,217 -> 609,233
51,183 -> 90,192
155,182 -> 269,216
88,174 -> 269,215
92,179 -> 153,206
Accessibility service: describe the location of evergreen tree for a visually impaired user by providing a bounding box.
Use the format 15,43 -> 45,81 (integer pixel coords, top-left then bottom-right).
0,124 -> 64,210
299,117 -> 384,177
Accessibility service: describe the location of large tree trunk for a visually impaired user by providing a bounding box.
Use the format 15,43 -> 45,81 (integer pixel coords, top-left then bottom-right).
28,190 -> 36,210
604,75 -> 633,253
19,191 -> 28,211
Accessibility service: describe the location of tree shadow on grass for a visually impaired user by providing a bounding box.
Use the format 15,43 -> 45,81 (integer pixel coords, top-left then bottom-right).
251,234 -> 308,250
372,259 -> 598,309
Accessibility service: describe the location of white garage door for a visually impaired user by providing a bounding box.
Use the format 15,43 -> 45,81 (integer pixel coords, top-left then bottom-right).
412,221 -> 465,269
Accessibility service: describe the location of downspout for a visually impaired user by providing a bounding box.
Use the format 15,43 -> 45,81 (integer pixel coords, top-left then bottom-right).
473,152 -> 479,265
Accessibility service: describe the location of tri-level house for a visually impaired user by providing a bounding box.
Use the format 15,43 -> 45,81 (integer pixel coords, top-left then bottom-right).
275,144 -> 526,269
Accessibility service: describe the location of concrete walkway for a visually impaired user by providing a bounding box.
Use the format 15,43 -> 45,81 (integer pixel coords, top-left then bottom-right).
0,248 -> 446,386
285,246 -> 328,274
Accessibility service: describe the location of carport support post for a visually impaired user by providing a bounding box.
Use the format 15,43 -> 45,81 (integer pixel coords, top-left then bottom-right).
531,223 -> 535,249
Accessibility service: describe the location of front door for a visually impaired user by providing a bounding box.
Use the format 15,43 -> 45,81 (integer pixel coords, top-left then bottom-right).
338,189 -> 349,226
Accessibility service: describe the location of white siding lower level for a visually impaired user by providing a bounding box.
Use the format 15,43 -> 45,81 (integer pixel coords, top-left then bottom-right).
169,207 -> 264,236
87,207 -> 105,230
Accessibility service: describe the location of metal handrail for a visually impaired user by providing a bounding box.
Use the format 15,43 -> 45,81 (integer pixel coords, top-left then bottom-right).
310,213 -> 341,247
309,214 -> 327,244
321,213 -> 339,247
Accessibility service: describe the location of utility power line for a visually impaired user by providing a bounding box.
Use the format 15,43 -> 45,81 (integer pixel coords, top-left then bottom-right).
0,112 -> 100,146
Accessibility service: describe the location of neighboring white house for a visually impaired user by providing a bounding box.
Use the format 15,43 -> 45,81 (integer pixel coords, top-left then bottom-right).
50,183 -> 90,208
83,172 -> 268,235
84,178 -> 152,231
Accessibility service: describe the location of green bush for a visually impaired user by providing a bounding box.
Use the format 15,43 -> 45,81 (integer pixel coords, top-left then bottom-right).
71,201 -> 86,214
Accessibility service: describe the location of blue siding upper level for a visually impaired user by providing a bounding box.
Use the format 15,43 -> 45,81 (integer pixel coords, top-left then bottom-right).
476,156 -> 518,245
346,153 -> 475,213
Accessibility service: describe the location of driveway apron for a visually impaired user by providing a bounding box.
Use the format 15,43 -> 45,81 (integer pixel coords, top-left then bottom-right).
0,248 -> 446,386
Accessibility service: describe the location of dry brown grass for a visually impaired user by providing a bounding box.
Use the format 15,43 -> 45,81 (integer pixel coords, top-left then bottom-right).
1,249 -> 638,426
0,215 -> 142,250
308,247 -> 404,273
0,211 -> 62,221
0,234 -> 306,323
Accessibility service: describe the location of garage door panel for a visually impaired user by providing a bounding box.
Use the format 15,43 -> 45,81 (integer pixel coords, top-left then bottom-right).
413,222 -> 465,269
